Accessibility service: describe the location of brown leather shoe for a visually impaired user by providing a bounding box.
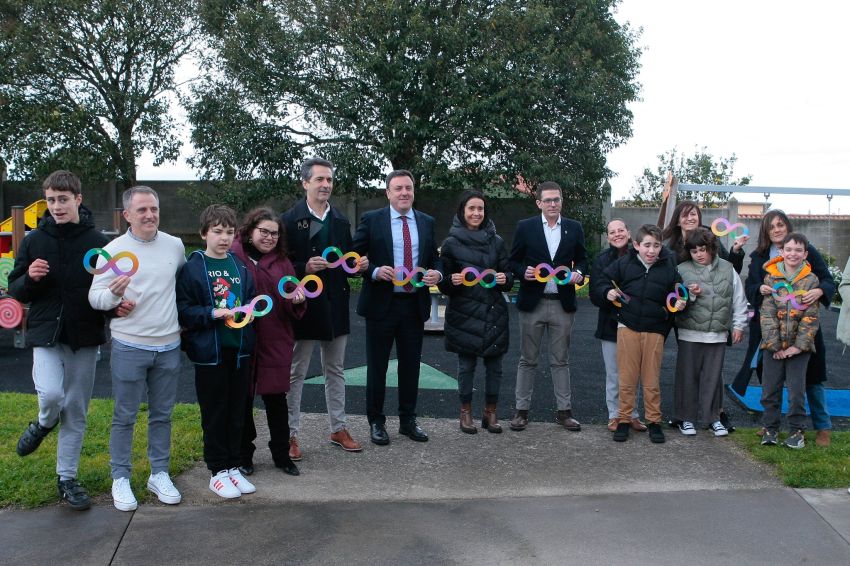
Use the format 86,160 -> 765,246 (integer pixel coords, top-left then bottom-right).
481,403 -> 502,433
288,435 -> 303,461
330,428 -> 362,452
630,418 -> 647,432
607,418 -> 618,432
815,430 -> 831,447
555,410 -> 581,431
460,402 -> 477,434
509,409 -> 529,431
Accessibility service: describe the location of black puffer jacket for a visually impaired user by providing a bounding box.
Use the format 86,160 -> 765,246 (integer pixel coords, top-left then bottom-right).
589,242 -> 630,342
600,246 -> 682,335
438,218 -> 513,358
7,206 -> 108,349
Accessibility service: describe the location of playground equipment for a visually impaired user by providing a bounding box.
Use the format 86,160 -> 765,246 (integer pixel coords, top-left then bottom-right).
0,200 -> 47,338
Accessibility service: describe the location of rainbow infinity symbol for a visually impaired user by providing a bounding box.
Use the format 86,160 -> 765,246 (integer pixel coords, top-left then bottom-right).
666,283 -> 689,313
225,294 -> 274,329
393,266 -> 427,287
321,246 -> 361,274
83,248 -> 139,276
459,267 -> 498,288
771,282 -> 807,310
611,280 -> 631,308
533,263 -> 572,285
278,274 -> 324,299
710,218 -> 749,238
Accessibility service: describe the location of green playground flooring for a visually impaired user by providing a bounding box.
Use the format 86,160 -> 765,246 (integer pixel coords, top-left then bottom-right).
305,361 -> 457,390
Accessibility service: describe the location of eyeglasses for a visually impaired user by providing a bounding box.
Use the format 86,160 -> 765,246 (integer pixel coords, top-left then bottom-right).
256,228 -> 280,239
539,198 -> 561,205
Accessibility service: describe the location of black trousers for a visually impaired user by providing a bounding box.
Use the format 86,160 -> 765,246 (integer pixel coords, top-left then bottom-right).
365,294 -> 424,425
194,349 -> 250,473
241,392 -> 292,468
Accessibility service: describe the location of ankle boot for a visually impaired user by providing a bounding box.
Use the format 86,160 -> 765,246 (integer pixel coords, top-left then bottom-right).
460,402 -> 477,434
481,403 -> 502,433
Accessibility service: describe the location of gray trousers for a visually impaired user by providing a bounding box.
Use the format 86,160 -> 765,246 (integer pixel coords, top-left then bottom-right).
673,340 -> 725,424
761,351 -> 811,433
32,345 -> 98,480
601,340 -> 637,420
109,341 -> 181,479
515,300 -> 574,411
289,335 -> 349,434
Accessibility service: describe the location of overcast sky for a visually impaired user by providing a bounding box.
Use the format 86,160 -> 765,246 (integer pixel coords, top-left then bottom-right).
138,0 -> 850,214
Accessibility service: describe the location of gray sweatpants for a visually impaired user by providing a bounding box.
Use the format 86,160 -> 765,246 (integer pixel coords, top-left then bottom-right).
673,340 -> 726,425
32,345 -> 98,480
109,341 -> 181,479
761,351 -> 811,433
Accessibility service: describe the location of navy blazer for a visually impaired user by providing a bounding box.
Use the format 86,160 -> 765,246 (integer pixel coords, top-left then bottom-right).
352,206 -> 441,321
509,215 -> 588,313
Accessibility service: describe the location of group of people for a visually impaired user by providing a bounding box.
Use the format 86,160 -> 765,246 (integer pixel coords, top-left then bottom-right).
8,163 -> 844,512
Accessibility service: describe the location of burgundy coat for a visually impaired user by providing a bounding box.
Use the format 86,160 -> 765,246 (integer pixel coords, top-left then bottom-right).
231,238 -> 306,395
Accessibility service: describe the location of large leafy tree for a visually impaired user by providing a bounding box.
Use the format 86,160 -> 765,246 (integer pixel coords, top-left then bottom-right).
189,0 -> 640,222
0,0 -> 197,188
624,147 -> 752,207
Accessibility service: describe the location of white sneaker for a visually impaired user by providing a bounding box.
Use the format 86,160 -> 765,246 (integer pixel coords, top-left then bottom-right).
209,470 -> 241,499
710,421 -> 729,437
112,477 -> 138,511
678,421 -> 697,436
228,467 -> 256,494
147,471 -> 182,505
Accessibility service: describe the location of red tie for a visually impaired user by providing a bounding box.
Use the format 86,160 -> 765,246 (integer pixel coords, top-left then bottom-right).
401,215 -> 414,292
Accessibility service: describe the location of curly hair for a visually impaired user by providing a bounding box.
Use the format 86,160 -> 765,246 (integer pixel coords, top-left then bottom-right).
238,207 -> 288,258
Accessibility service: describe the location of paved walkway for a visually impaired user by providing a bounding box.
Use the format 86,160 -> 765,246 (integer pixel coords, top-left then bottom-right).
2,414 -> 849,565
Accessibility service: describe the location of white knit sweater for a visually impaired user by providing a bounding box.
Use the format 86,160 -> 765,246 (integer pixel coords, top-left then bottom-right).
88,230 -> 185,346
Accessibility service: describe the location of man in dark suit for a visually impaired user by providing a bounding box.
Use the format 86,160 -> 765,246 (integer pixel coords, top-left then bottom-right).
352,170 -> 442,445
282,157 -> 368,460
509,181 -> 588,432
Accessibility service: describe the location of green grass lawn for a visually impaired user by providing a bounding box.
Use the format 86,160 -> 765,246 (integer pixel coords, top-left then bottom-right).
731,428 -> 850,488
0,392 -> 203,508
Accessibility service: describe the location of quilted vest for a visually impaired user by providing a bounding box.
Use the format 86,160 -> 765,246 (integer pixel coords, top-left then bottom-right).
676,256 -> 734,333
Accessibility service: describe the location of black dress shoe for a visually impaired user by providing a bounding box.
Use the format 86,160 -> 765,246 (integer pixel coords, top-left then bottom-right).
398,421 -> 429,442
58,477 -> 91,511
370,423 -> 390,445
278,461 -> 300,476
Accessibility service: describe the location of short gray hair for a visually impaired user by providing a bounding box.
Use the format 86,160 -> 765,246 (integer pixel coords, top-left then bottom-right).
300,157 -> 334,182
122,186 -> 159,210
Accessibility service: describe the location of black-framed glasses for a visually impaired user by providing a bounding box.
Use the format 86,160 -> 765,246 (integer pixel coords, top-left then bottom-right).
257,228 -> 280,239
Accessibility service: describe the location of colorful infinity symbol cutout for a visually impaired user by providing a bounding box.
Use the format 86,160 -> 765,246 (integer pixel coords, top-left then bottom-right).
711,218 -> 749,238
225,294 -> 274,329
393,266 -> 427,287
0,297 -> 23,329
533,263 -> 572,285
771,282 -> 807,310
83,248 -> 139,277
459,267 -> 498,288
574,275 -> 589,291
611,280 -> 631,308
278,274 -> 324,299
321,246 -> 361,274
666,283 -> 690,313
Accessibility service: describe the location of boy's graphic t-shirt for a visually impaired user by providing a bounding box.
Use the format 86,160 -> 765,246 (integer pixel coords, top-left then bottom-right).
204,255 -> 242,349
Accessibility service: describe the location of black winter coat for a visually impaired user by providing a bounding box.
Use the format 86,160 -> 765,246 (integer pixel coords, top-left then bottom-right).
601,246 -> 683,335
730,244 -> 835,393
589,243 -> 630,342
281,200 -> 354,340
7,206 -> 108,349
438,218 -> 513,358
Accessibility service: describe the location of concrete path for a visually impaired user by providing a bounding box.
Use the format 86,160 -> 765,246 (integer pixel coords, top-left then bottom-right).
2,414 -> 849,565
